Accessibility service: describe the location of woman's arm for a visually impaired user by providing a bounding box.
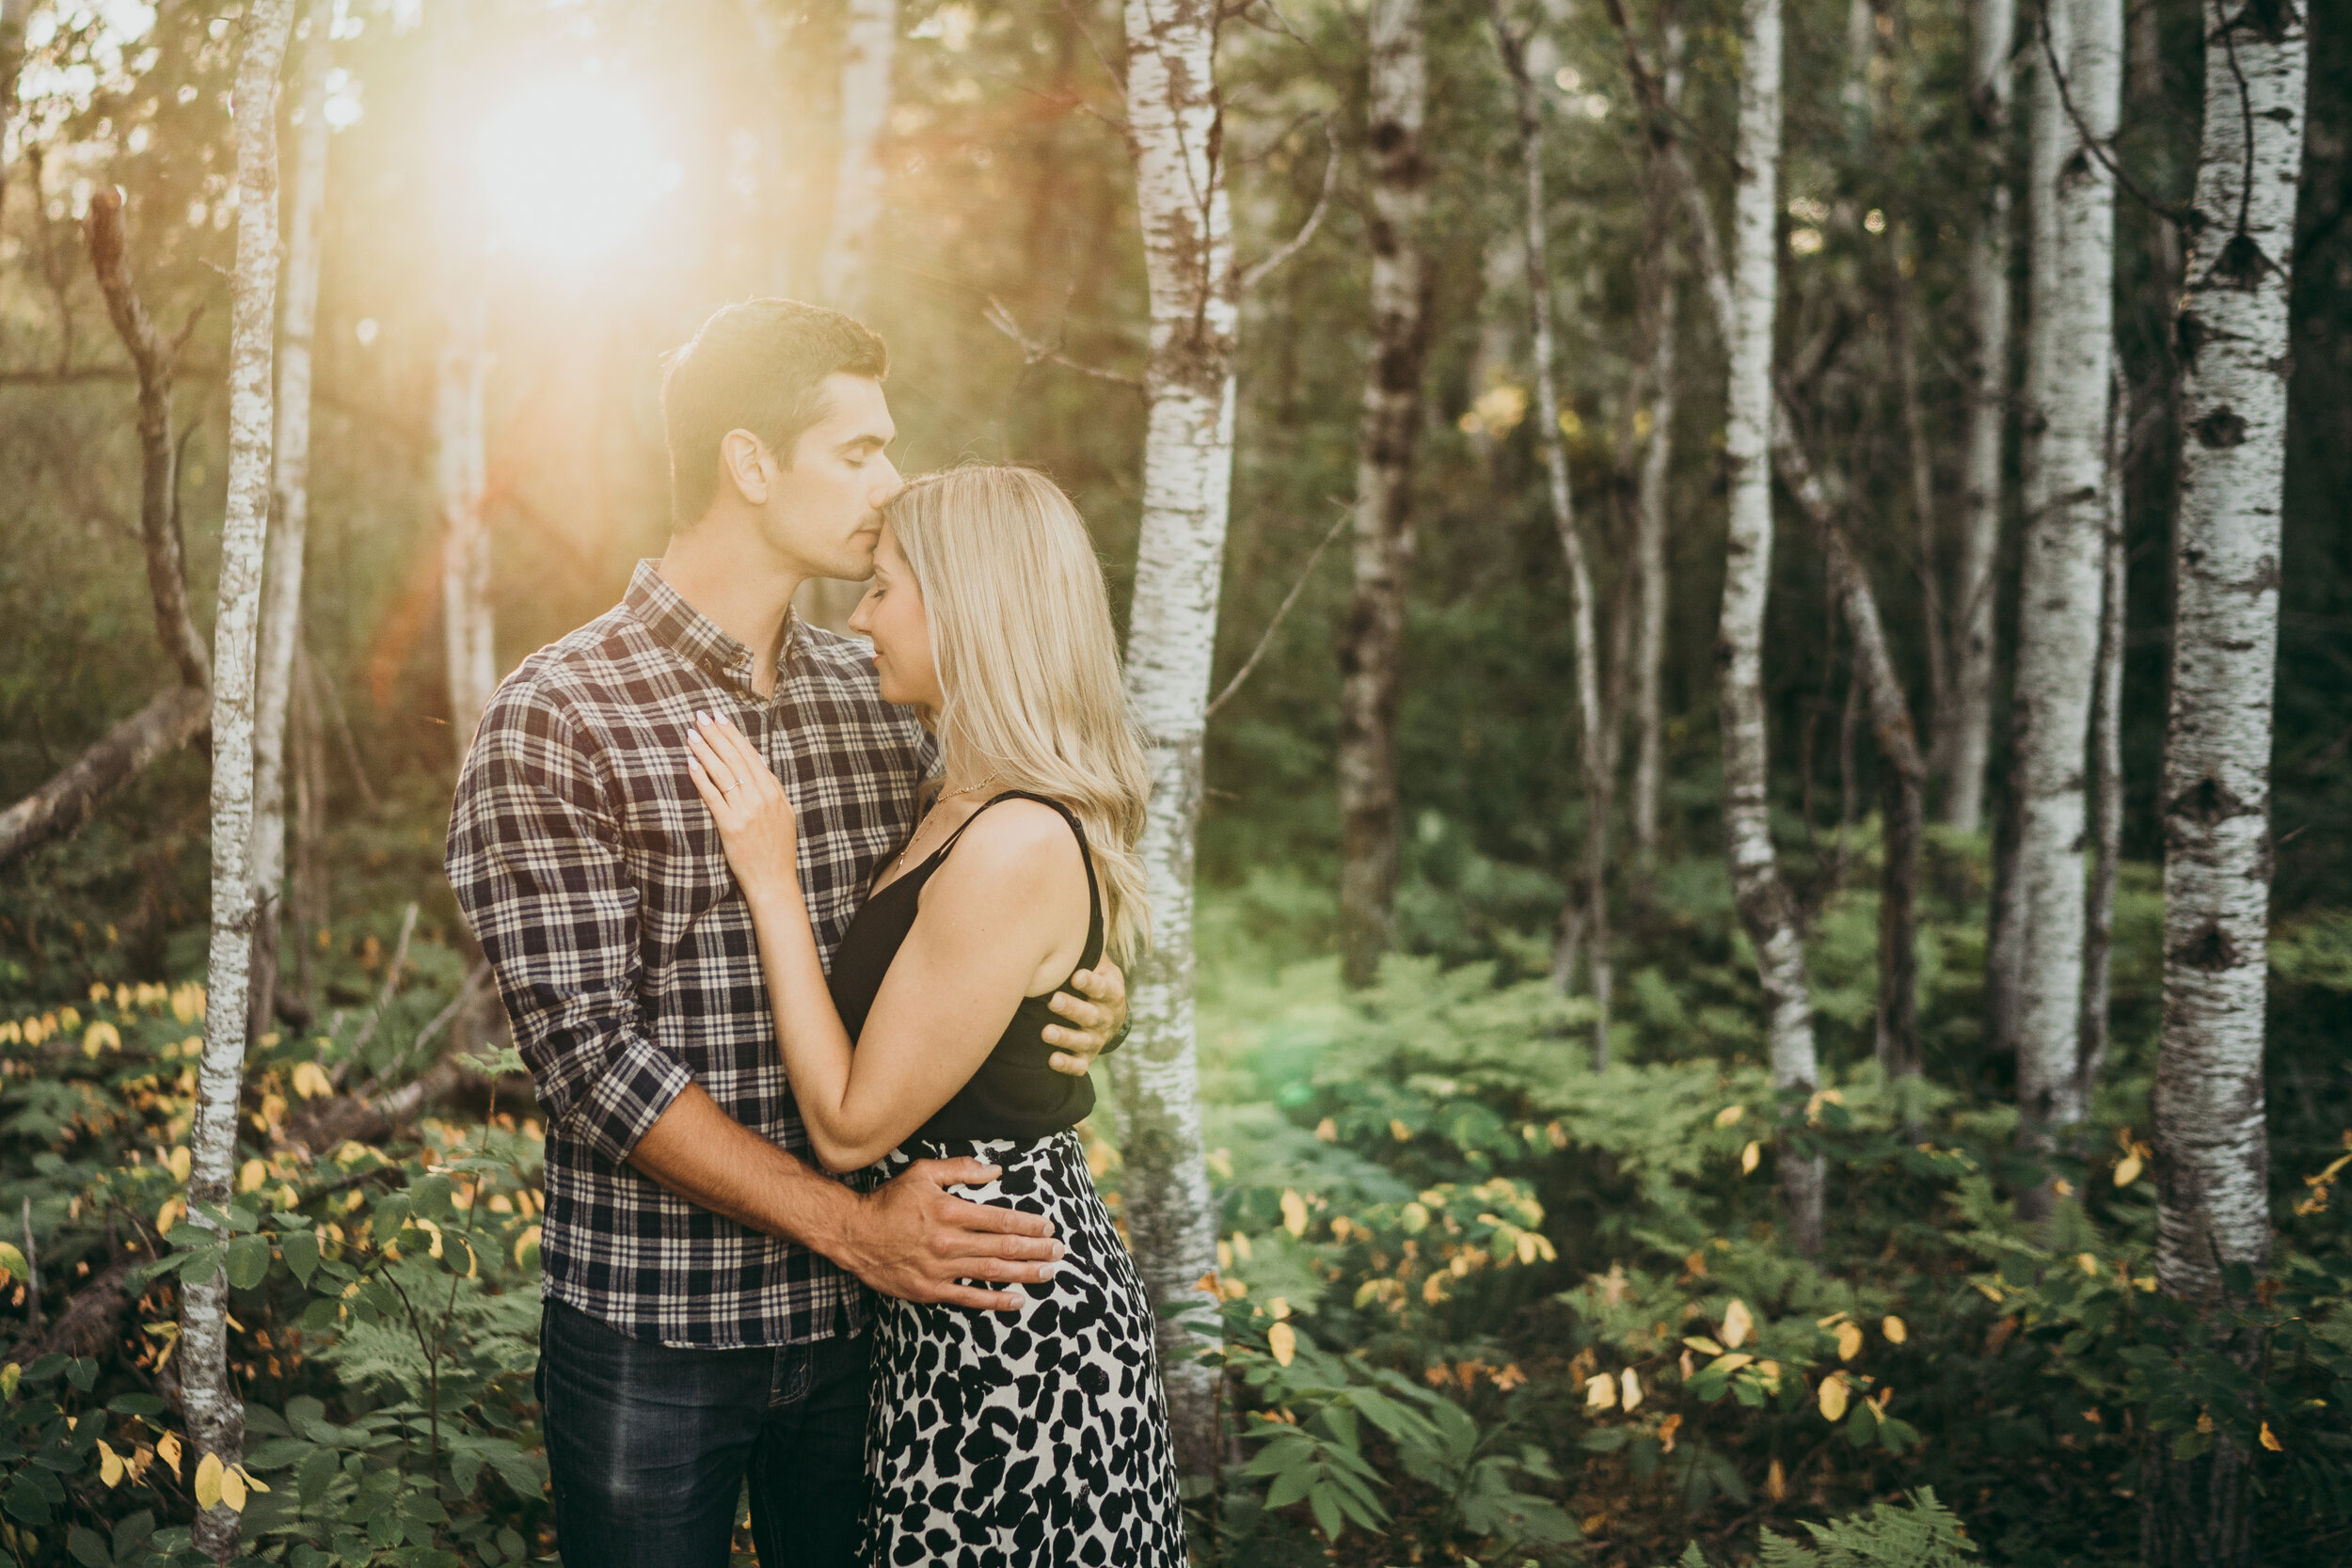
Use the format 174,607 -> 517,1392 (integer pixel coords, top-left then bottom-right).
686,717 -> 1087,1172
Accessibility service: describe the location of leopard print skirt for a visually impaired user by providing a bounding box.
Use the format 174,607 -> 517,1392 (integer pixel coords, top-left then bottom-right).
861,1130 -> 1184,1568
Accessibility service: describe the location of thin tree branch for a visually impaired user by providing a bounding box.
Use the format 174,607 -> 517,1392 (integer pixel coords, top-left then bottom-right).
1238,116 -> 1339,291
983,297 -> 1145,387
1204,505 -> 1350,719
2035,0 -> 2193,228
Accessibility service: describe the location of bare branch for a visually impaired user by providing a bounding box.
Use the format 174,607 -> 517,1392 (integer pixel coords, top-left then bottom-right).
0,685 -> 212,863
86,188 -> 210,690
1238,116 -> 1340,292
1204,504 -> 1350,720
983,297 -> 1145,387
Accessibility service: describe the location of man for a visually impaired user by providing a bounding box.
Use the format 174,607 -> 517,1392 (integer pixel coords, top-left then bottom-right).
446,299 -> 1128,1568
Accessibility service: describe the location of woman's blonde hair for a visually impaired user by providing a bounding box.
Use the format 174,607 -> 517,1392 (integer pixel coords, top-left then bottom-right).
882,464 -> 1152,962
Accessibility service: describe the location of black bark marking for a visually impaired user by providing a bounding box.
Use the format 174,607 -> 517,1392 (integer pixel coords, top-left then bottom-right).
2205,232 -> 2276,291
2172,918 -> 2239,972
2192,407 -> 2249,448
2167,776 -> 2261,829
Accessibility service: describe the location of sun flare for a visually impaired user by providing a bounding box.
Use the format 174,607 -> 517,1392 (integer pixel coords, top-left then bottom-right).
473,79 -> 677,265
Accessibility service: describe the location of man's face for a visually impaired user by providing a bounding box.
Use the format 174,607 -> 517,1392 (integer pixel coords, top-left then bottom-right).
763,373 -> 899,580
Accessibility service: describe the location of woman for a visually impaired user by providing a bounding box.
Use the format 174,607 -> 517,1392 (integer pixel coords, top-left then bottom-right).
682,464 -> 1184,1568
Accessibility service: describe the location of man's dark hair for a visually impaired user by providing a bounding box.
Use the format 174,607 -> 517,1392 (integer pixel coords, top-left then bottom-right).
660,298 -> 889,529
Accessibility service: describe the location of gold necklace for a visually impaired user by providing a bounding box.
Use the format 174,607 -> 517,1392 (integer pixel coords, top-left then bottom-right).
891,771 -> 1005,875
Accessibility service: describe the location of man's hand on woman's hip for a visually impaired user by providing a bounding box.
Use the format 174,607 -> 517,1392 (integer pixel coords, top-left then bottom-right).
834,1158 -> 1066,1313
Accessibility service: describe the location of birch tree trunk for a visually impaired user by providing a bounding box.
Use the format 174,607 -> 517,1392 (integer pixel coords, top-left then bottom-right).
2008,0 -> 2121,1220
437,302 -> 491,751
1115,0 -> 1234,1481
2078,371 -> 2126,1095
0,0 -> 29,237
1629,24 -> 1685,878
2143,4 -> 2306,1558
1496,8 -> 1611,1064
1945,0 -> 2017,832
184,5 -> 294,1559
1720,0 -> 1820,1254
249,6 -> 334,1040
821,0 -> 896,315
1337,0 -> 1431,990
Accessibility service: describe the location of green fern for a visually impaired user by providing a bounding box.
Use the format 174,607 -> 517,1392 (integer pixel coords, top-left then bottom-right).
1665,1490 -> 1977,1568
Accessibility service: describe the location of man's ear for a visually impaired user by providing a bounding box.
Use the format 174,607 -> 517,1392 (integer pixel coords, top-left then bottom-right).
720,429 -> 771,506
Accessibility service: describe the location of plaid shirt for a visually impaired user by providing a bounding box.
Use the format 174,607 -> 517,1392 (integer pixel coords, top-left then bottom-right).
447,562 -> 934,1348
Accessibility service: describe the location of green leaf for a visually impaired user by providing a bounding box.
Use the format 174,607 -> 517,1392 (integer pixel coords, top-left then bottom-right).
105,1393 -> 168,1418
225,1233 -> 273,1291
451,1446 -> 484,1498
298,1446 -> 341,1506
282,1229 -> 321,1287
1309,1484 -> 1344,1542
68,1524 -> 110,1568
1264,1465 -> 1316,1509
176,1245 -> 225,1285
4,1474 -> 50,1525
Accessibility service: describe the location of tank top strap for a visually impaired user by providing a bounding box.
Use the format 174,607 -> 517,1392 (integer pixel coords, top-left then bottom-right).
936,790 -> 1104,971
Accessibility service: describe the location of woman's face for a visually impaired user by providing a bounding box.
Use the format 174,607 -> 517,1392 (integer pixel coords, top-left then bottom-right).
849,524 -> 944,711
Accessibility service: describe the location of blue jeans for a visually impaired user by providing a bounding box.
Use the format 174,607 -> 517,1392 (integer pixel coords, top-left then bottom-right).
536,1300 -> 871,1568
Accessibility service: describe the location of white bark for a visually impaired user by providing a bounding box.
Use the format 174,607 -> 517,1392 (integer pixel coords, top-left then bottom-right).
1495,8 -> 1609,1060
2153,0 -> 2303,1323
2079,370 -> 2126,1094
2144,13 -> 2303,1561
0,0 -> 30,229
1719,0 -> 1820,1254
1945,0 -> 2016,832
437,293 -> 492,752
250,6 -> 334,1033
820,0 -> 896,314
1337,0 -> 1431,989
185,4 -> 294,1559
2009,0 -> 2121,1212
1115,0 -> 1233,1480
1630,25 -> 1684,873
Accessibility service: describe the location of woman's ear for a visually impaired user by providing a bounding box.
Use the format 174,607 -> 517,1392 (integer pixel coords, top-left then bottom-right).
721,429 -> 771,506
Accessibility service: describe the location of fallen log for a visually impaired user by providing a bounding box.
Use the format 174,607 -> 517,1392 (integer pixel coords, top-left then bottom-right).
5,1246 -> 150,1367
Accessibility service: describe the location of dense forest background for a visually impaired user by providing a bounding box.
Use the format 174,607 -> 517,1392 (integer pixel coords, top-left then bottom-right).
0,0 -> 2346,1563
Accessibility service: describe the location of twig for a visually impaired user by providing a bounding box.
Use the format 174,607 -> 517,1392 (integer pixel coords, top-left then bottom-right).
1238,116 -> 1340,292
2035,0 -> 2193,228
306,641 -> 382,814
20,1198 -> 40,1337
344,902 -> 418,1062
1204,505 -> 1351,720
404,961 -> 492,1067
983,298 -> 1145,388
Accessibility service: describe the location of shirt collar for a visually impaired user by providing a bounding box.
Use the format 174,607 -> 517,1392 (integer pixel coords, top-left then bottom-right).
622,560 -> 800,693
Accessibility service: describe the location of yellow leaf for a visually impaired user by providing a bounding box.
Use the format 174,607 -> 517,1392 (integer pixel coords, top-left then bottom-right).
292,1061 -> 334,1101
1702,1353 -> 1754,1377
1266,1297 -> 1291,1321
1836,1321 -> 1864,1361
1619,1370 -> 1643,1412
157,1431 -> 183,1479
515,1225 -> 542,1267
1722,1299 -> 1755,1349
1683,1336 -> 1724,1355
1267,1323 -> 1295,1367
98,1440 -> 123,1487
1714,1104 -> 1745,1128
2260,1421 -> 2283,1452
1740,1140 -> 1761,1175
1819,1373 -> 1851,1421
1389,1118 -> 1411,1142
1585,1373 -> 1617,1411
1400,1201 -> 1430,1234
238,1160 -> 267,1194
1232,1231 -> 1253,1262
1767,1457 -> 1788,1500
218,1463 -> 246,1513
1882,1314 -> 1908,1344
1516,1231 -> 1540,1265
0,1364 -> 17,1400
237,1465 -> 269,1494
168,1147 -> 191,1183
1313,1117 -> 1338,1143
2077,1253 -> 2101,1277
1422,1272 -> 1448,1305
194,1449 -> 224,1511
2114,1152 -> 2143,1186
1280,1190 -> 1309,1238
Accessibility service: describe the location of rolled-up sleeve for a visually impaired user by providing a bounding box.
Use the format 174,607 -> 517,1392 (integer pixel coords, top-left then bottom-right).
446,684 -> 691,1165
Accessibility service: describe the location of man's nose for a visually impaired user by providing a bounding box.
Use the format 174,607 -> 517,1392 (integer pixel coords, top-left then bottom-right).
869,458 -> 903,508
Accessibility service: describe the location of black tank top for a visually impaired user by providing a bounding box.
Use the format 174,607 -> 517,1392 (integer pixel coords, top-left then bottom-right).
824,791 -> 1105,1144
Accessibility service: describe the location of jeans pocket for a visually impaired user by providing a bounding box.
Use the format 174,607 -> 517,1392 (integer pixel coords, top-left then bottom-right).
768,1341 -> 814,1409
